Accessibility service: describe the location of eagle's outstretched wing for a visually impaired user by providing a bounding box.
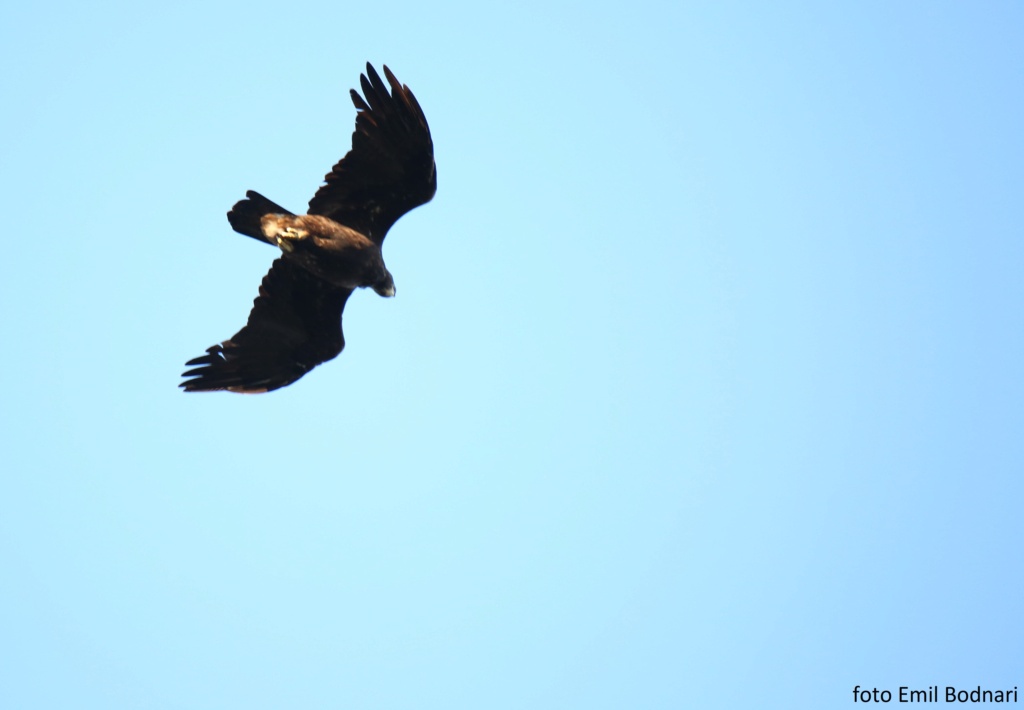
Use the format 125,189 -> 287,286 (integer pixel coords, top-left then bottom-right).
180,259 -> 353,393
307,63 -> 436,245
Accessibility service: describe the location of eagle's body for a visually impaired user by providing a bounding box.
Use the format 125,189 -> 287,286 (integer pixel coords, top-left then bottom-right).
180,64 -> 435,393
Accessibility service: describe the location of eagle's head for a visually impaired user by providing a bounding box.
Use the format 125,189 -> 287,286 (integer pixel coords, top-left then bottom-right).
372,269 -> 396,298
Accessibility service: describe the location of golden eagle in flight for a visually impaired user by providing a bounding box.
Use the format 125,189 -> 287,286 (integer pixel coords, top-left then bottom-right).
180,64 -> 436,393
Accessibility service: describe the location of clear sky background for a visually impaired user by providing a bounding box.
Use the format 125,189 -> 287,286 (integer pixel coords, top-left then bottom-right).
2,1 -> 1022,708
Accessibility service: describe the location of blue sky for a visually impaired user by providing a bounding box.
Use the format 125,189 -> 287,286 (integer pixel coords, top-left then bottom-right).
2,1 -> 1022,708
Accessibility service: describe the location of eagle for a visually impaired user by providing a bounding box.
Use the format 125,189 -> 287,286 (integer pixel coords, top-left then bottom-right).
180,63 -> 436,393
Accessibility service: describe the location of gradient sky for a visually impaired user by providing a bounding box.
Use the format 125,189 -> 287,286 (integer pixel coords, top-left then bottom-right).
2,1 -> 1023,708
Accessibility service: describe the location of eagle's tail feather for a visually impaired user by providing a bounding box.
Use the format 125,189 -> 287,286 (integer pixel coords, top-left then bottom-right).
227,190 -> 294,243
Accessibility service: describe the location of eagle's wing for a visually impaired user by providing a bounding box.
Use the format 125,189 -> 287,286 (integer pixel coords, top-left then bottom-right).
307,63 -> 436,245
180,259 -> 353,393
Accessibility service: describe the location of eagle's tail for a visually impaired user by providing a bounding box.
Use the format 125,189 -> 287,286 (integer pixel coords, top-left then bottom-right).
227,190 -> 294,244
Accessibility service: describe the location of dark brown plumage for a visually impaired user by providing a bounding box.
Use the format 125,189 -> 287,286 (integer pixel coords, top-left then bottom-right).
181,64 -> 436,393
